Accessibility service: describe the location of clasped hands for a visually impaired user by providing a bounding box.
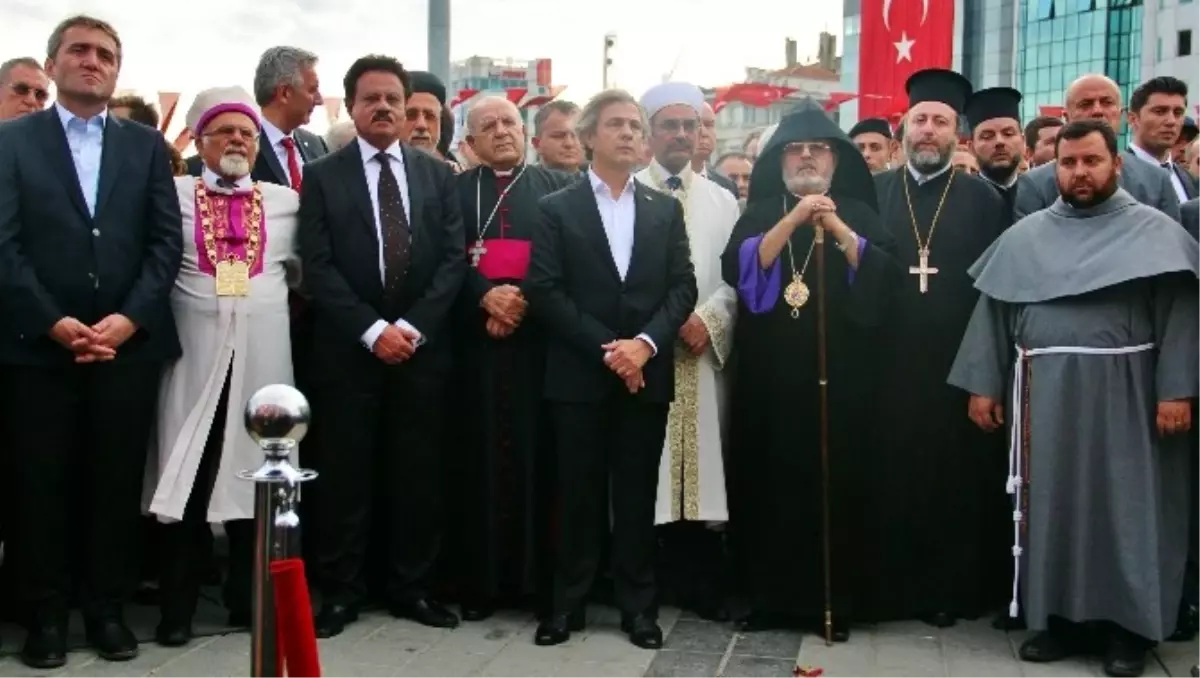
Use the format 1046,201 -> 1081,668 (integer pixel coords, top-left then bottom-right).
481,284 -> 528,339
603,338 -> 653,394
789,194 -> 838,228
969,395 -> 1193,438
372,324 -> 421,364
50,314 -> 137,363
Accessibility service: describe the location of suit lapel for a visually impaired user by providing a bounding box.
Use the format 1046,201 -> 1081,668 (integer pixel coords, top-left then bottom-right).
400,145 -> 425,243
573,180 -> 621,281
257,133 -> 288,185
94,116 -> 126,220
296,131 -> 321,161
38,109 -> 91,222
627,182 -> 657,282
339,146 -> 378,243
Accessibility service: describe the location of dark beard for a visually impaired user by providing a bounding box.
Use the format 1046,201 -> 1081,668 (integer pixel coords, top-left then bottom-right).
1061,174 -> 1120,208
980,159 -> 1017,186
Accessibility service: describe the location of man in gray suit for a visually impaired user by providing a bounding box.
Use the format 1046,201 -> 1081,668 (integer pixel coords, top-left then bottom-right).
1184,197 -> 1199,239
1013,74 -> 1181,222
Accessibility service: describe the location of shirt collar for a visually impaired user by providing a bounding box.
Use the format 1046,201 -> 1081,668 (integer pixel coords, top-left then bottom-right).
648,158 -> 694,191
358,137 -> 404,166
260,117 -> 290,147
1129,143 -> 1172,167
56,101 -> 106,130
588,166 -> 635,199
981,171 -> 1019,190
907,161 -> 952,184
201,166 -> 253,192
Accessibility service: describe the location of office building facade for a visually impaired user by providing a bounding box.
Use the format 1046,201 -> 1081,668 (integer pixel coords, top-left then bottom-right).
1141,0 -> 1198,103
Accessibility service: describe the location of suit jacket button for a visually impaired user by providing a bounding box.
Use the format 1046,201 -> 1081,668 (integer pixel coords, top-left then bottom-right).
92,228 -> 100,237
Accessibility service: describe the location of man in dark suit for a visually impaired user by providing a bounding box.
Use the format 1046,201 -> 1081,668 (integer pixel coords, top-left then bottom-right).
1014,73 -> 1181,221
0,15 -> 182,669
298,54 -> 465,638
1126,76 -> 1199,205
527,89 -> 697,649
693,102 -> 739,198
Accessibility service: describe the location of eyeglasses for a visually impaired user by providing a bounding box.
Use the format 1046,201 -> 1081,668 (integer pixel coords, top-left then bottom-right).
656,118 -> 697,134
10,82 -> 49,102
784,142 -> 832,156
202,125 -> 258,142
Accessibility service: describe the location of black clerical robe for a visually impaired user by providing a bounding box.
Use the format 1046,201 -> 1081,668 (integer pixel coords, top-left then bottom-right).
720,196 -> 902,622
446,163 -> 571,604
861,166 -> 1011,622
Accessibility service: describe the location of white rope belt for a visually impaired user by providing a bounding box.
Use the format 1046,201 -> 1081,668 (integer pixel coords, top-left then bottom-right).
1005,342 -> 1155,618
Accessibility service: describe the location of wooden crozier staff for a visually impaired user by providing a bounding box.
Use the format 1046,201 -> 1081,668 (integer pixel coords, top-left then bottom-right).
813,217 -> 834,646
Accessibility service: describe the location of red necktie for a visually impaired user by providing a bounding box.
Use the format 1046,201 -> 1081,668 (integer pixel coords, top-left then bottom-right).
280,136 -> 302,192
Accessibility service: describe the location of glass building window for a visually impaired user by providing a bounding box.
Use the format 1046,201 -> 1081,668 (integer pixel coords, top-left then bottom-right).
1180,29 -> 1194,56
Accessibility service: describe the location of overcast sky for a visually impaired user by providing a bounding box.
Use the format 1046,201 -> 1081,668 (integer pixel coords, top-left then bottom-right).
2,0 -> 843,132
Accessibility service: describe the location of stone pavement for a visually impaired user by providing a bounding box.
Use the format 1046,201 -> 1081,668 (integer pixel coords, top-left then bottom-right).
1,602 -> 1196,677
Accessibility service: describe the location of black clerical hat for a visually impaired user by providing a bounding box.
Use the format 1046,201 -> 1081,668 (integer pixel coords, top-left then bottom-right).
848,117 -> 893,140
905,68 -> 973,114
408,70 -> 447,105
965,87 -> 1023,130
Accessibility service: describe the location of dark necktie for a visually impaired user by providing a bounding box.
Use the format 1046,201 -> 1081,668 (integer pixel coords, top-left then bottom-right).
376,152 -> 410,298
665,175 -> 683,191
216,178 -> 238,190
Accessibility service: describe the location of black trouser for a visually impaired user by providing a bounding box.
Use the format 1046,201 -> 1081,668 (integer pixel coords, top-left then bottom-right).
1,361 -> 160,624
550,398 -> 667,618
310,363 -> 448,607
158,374 -> 253,623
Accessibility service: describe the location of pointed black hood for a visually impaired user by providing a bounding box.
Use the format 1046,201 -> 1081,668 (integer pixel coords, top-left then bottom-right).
747,98 -> 878,212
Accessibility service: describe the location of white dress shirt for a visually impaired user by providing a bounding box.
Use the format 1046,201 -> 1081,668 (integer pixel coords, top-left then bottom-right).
1130,143 -> 1189,204
356,137 -> 422,351
201,166 -> 252,192
587,168 -> 657,356
56,102 -> 106,217
261,117 -> 303,184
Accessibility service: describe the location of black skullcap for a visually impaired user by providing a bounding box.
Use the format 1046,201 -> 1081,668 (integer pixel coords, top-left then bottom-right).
848,117 -> 893,140
905,68 -> 973,114
408,70 -> 447,106
965,87 -> 1023,130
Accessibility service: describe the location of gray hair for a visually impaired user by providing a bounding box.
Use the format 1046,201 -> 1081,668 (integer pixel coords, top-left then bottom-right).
325,120 -> 357,152
533,100 -> 579,137
575,89 -> 647,159
253,46 -> 318,106
0,57 -> 41,86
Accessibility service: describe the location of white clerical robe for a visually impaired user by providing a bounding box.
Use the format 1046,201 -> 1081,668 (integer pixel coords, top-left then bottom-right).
144,175 -> 300,523
637,162 -> 739,524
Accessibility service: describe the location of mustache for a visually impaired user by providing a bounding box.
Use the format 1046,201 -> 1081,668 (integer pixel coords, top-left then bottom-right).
371,110 -> 393,122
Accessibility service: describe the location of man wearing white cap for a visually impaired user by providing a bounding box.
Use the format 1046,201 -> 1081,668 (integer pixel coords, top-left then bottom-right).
636,81 -> 740,621
144,86 -> 301,647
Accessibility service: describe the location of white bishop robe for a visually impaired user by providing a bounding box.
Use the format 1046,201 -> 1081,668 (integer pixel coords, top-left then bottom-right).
144,173 -> 300,523
636,161 -> 739,524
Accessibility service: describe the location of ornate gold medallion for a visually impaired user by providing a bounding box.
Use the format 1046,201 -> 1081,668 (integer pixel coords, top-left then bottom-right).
215,259 -> 251,297
783,277 -> 810,318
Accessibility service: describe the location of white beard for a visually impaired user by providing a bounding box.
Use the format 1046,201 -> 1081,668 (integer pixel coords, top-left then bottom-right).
784,173 -> 830,196
218,153 -> 251,178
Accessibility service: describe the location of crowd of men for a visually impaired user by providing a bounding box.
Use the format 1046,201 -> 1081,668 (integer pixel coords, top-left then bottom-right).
0,13 -> 1197,678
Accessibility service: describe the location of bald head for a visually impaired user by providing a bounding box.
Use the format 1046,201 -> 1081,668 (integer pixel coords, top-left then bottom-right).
695,101 -> 717,168
467,96 -> 521,134
466,95 -> 526,170
1065,74 -> 1122,130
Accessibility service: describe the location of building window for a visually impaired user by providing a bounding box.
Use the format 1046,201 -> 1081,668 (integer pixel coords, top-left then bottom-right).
1180,30 -> 1194,56
1158,35 -> 1164,60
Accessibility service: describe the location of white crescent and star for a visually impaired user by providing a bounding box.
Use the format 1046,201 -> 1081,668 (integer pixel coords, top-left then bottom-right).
884,0 -> 928,63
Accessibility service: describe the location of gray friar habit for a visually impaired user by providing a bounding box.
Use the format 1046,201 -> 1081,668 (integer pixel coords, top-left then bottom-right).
948,187 -> 1199,641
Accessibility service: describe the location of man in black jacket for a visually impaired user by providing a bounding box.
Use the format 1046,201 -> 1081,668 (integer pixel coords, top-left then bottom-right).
0,14 -> 182,669
526,88 -> 697,649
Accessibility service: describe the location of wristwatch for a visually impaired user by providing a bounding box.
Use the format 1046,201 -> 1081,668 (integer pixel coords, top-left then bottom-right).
834,231 -> 859,252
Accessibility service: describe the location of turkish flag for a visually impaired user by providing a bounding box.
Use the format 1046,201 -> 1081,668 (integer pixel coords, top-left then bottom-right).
505,88 -> 528,105
450,88 -> 479,108
1039,105 -> 1066,119
824,92 -> 858,112
712,83 -> 797,113
858,0 -> 955,119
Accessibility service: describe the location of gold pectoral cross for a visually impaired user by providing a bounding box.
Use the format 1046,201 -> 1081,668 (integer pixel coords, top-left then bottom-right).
909,247 -> 938,294
469,240 -> 487,267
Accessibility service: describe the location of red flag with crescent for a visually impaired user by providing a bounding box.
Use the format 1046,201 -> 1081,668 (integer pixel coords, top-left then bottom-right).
858,0 -> 955,119
711,83 -> 797,114
450,88 -> 479,108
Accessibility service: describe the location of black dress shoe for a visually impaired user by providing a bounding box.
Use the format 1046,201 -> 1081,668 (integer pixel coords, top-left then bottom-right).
390,598 -> 459,629
85,617 -> 139,662
621,614 -> 663,650
314,603 -> 359,639
1168,603 -> 1198,642
155,618 -> 193,647
567,608 -> 586,631
1019,630 -> 1080,663
1190,664 -> 1197,677
461,601 -> 494,622
21,624 -> 68,670
922,611 -> 957,628
1102,637 -> 1146,677
535,615 -> 570,646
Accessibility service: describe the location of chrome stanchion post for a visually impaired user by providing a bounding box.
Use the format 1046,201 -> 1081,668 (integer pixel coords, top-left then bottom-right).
239,384 -> 317,678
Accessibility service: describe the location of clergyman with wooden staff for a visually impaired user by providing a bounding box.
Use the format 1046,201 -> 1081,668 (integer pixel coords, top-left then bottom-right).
719,99 -> 901,642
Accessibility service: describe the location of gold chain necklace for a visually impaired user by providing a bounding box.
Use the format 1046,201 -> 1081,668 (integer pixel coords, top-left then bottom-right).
901,167 -> 955,294
195,179 -> 263,297
781,196 -> 817,318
